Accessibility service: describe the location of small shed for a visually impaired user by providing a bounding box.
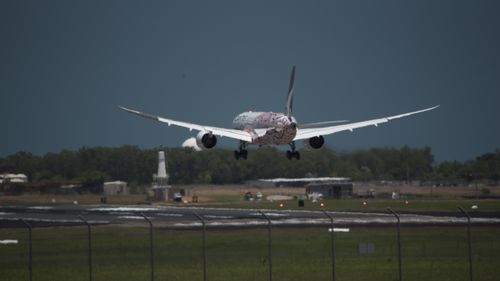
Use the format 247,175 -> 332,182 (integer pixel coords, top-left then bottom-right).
103,181 -> 129,196
306,182 -> 353,199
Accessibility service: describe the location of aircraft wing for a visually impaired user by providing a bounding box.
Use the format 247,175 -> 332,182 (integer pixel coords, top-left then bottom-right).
293,105 -> 439,141
119,106 -> 253,142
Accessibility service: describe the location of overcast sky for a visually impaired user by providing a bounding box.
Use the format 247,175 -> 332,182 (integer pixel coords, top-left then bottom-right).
1,1 -> 499,161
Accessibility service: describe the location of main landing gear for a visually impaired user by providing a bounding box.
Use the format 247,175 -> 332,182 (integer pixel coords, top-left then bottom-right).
286,142 -> 300,160
234,142 -> 248,160
235,142 -> 301,160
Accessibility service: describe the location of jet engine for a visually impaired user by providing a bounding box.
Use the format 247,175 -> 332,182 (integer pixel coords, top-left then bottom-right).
303,136 -> 324,149
196,131 -> 217,150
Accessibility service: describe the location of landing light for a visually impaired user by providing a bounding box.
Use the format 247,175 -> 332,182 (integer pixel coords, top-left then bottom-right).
320,202 -> 325,208
362,201 -> 368,206
279,203 -> 284,208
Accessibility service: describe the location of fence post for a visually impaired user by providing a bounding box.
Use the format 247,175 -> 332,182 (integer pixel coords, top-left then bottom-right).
458,206 -> 473,281
78,215 -> 93,281
20,219 -> 32,281
141,213 -> 155,281
322,210 -> 336,281
387,208 -> 402,281
259,211 -> 273,281
193,212 -> 207,281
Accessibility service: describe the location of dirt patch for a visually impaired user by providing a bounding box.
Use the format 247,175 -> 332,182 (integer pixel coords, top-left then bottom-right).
354,183 -> 500,198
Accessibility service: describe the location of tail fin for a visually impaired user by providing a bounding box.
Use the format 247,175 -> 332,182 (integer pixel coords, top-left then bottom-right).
285,65 -> 296,117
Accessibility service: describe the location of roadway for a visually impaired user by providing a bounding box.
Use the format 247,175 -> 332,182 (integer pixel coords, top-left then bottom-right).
2,204 -> 500,229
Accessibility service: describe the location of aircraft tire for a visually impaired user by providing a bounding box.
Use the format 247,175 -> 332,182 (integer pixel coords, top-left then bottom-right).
235,150 -> 248,160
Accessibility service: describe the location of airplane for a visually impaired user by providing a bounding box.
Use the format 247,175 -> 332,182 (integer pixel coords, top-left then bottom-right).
120,66 -> 439,160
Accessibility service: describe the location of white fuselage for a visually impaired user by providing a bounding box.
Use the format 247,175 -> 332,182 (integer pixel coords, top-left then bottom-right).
232,111 -> 298,145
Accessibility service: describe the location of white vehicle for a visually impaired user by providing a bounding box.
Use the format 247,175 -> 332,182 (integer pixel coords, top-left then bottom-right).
120,66 -> 438,160
307,192 -> 324,201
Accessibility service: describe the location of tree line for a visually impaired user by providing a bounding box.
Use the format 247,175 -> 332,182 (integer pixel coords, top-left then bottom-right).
0,146 -> 499,186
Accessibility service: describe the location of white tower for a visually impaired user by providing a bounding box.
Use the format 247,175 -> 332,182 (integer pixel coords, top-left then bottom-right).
153,151 -> 169,188
153,151 -> 170,199
156,151 -> 168,182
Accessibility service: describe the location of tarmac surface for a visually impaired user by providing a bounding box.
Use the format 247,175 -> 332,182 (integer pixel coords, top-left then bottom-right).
1,205 -> 500,229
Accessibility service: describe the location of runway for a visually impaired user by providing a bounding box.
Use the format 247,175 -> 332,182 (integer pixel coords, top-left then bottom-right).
1,205 -> 500,229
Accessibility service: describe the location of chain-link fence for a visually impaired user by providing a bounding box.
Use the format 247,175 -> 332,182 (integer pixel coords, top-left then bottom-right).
1,208 -> 500,281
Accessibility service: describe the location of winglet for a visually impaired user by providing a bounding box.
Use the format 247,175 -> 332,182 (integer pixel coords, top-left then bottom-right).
285,65 -> 296,117
386,105 -> 440,121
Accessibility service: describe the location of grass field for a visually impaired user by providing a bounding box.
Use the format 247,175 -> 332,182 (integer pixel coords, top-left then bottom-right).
1,224 -> 500,281
2,184 -> 500,214
186,184 -> 500,213
0,194 -> 148,206
187,197 -> 500,213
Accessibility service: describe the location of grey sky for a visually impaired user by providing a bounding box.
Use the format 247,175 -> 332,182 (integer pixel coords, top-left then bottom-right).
1,1 -> 499,161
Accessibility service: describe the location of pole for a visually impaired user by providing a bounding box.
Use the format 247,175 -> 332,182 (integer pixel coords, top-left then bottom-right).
193,212 -> 207,281
141,213 -> 155,281
79,215 -> 93,281
259,211 -> 273,281
21,219 -> 32,281
387,208 -> 402,281
475,182 -> 479,199
458,206 -> 473,281
322,210 -> 336,281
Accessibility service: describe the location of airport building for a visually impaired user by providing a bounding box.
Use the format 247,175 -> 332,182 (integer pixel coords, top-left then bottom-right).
247,177 -> 353,200
0,173 -> 28,184
103,181 -> 129,196
305,182 -> 353,199
248,177 -> 351,188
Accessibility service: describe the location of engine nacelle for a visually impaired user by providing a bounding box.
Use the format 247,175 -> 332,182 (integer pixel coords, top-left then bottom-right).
303,136 -> 324,149
196,131 -> 217,150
